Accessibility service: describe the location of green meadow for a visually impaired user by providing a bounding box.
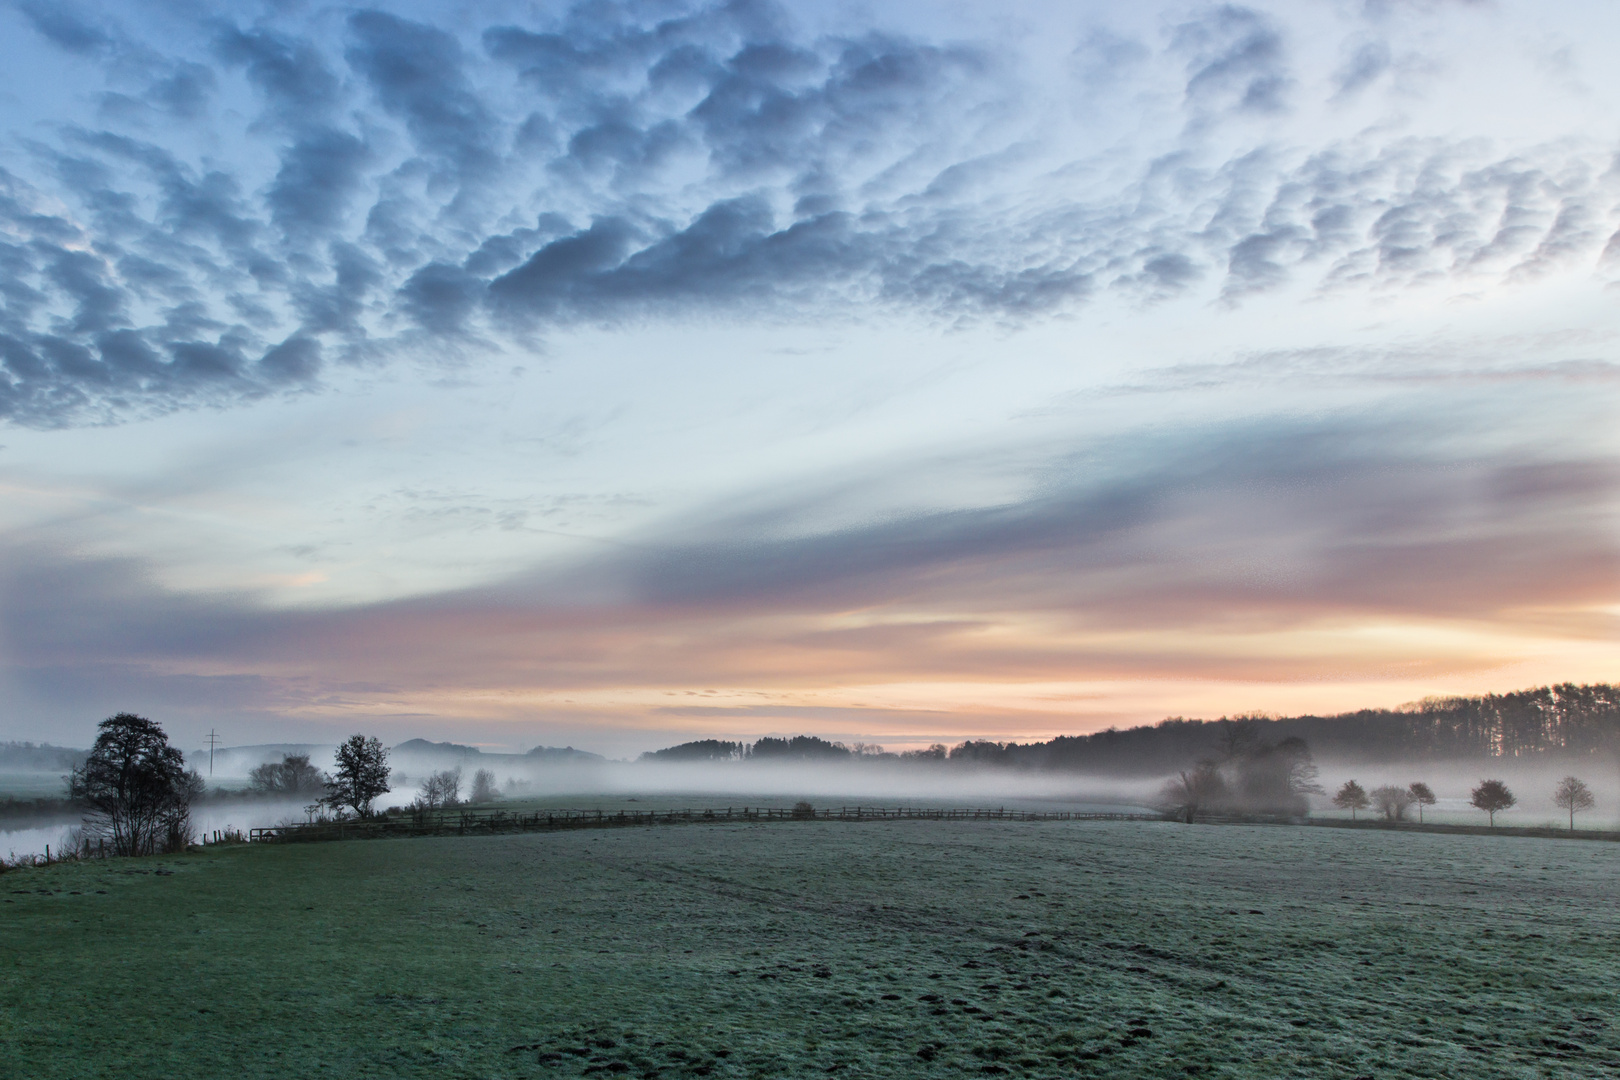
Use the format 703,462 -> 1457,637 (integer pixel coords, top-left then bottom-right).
2,819 -> 1616,1079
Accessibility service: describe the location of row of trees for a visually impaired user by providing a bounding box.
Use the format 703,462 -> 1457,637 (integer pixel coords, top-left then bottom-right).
1331,777 -> 1597,829
638,683 -> 1620,773
69,717 -> 402,856
1331,781 -> 1437,822
411,766 -> 500,809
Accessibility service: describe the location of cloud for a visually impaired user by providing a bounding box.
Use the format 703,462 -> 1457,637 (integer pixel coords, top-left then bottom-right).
1173,5 -> 1292,117
16,1 -> 114,57
2,1 -> 1618,426
345,11 -> 500,197
3,409 -> 1613,732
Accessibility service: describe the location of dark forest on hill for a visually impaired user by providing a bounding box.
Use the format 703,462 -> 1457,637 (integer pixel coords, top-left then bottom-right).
643,683 -> 1620,775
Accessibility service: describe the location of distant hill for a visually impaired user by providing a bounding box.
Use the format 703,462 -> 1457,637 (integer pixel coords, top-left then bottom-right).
526,745 -> 605,763
639,740 -> 743,762
0,742 -> 86,771
393,739 -> 483,758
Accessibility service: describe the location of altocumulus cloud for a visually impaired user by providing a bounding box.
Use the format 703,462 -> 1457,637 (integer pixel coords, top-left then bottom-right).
2,0 -> 1619,425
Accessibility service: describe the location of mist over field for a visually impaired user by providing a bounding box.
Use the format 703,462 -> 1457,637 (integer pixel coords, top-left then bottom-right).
9,701 -> 1619,863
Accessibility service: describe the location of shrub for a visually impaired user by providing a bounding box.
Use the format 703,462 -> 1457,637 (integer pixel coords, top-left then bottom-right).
469,768 -> 500,804
1370,785 -> 1415,821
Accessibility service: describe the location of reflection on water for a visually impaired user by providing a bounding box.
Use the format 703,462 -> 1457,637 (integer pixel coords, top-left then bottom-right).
1,800 -> 317,863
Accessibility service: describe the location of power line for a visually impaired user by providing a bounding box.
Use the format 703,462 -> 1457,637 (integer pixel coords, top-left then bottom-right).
206,729 -> 221,776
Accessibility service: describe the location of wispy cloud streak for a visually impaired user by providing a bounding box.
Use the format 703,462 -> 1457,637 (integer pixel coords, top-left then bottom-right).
3,411 -> 1613,738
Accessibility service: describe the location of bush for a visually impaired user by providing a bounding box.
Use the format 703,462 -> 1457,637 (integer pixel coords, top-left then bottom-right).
469,769 -> 500,804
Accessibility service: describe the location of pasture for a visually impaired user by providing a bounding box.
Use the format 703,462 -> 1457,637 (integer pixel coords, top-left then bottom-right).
2,819 -> 1615,1078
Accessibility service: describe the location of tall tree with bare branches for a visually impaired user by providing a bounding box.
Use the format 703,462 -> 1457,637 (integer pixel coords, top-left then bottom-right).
1553,776 -> 1594,831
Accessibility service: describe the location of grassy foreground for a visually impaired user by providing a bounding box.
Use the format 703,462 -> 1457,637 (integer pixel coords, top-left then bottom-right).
2,820 -> 1616,1079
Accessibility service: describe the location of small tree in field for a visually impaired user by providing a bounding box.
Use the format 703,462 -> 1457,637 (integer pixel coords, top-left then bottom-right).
1333,780 -> 1369,820
469,768 -> 499,803
1552,776 -> 1594,832
415,768 -> 462,809
69,713 -> 200,856
1470,779 -> 1515,826
1408,782 -> 1436,823
324,735 -> 391,818
1370,785 -> 1415,821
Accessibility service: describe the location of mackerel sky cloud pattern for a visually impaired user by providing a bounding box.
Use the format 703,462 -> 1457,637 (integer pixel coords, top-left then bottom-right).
1,0 -> 1617,424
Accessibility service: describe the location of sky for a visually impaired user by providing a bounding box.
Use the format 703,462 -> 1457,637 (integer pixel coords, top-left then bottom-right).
0,0 -> 1616,756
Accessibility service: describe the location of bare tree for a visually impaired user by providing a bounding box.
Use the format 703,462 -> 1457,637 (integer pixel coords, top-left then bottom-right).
1470,779 -> 1515,826
1407,782 -> 1436,823
323,735 -> 391,818
1160,762 -> 1227,824
68,713 -> 199,856
1370,785 -> 1415,821
469,768 -> 499,804
1332,780 -> 1369,820
248,754 -> 325,796
1552,776 -> 1594,832
415,768 -> 462,809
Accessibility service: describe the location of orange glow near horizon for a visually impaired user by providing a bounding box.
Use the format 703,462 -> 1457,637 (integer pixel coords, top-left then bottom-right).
150,594 -> 1618,751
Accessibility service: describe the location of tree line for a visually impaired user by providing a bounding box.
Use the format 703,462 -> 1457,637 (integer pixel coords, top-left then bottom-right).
66,716 -> 410,857
641,683 -> 1620,773
1331,775 -> 1597,830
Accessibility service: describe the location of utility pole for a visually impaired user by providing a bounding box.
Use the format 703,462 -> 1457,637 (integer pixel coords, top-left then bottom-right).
206,729 -> 221,776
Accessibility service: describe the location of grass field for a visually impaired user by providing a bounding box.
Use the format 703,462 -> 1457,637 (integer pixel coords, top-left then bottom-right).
2,820 -> 1616,1079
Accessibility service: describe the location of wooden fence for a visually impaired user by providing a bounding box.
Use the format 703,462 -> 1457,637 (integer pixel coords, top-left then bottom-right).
248,805 -> 1160,844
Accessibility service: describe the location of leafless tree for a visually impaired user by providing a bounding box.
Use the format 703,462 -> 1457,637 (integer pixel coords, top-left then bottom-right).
1553,776 -> 1594,831
1407,782 -> 1436,823
1332,780 -> 1369,820
1470,779 -> 1515,826
1370,785 -> 1415,821
416,768 -> 462,809
1160,762 -> 1227,823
